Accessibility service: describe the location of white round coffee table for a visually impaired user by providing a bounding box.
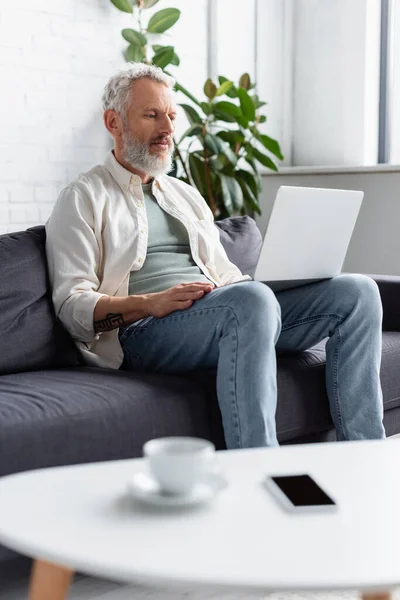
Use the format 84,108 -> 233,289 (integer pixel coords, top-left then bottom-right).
0,440 -> 398,600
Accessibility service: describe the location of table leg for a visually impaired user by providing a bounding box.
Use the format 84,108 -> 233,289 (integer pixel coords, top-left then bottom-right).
29,559 -> 74,600
361,593 -> 392,600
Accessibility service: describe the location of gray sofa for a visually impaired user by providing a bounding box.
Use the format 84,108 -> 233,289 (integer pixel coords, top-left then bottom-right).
1,216 -> 400,480
1,216 -> 400,566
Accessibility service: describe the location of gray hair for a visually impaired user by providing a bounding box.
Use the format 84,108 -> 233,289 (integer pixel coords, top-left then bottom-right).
102,62 -> 175,118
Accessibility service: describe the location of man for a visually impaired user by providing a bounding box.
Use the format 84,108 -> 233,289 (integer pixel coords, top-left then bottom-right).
46,63 -> 385,449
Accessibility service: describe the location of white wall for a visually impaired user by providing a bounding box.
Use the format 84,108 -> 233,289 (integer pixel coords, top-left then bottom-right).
291,0 -> 381,167
257,168 -> 400,275
0,0 -> 288,233
390,0 -> 400,163
0,0 -> 208,233
0,0 -> 127,234
256,0 -> 291,163
215,0 -> 256,82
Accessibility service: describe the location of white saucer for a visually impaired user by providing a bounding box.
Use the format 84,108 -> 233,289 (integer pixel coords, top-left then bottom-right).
127,471 -> 226,508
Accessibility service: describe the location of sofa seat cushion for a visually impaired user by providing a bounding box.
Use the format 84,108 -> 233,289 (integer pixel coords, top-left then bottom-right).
0,368 -> 218,477
1,334 -> 399,475
276,331 -> 400,441
380,332 -> 400,410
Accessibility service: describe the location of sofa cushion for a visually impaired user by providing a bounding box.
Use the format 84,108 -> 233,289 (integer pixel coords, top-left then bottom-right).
0,227 -> 80,375
380,332 -> 400,410
216,216 -> 262,277
0,368 -> 220,477
0,332 -> 399,477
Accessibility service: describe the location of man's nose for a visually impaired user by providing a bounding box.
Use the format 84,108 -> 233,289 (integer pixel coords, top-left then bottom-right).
159,115 -> 174,135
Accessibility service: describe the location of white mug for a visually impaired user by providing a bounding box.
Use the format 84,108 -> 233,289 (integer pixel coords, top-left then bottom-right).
143,436 -> 216,495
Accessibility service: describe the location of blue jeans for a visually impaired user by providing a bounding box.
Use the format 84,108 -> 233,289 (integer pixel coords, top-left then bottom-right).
119,275 -> 386,448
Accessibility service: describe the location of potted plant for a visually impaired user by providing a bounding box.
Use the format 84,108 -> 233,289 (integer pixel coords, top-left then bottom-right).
110,0 -> 284,218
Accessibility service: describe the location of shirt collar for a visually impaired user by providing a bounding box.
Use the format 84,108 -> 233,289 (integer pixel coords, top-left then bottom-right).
104,150 -> 167,193
104,151 -> 143,192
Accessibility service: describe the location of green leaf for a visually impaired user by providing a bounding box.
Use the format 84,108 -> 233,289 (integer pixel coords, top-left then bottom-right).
204,133 -> 221,155
239,179 -> 261,215
209,138 -> 238,166
153,45 -> 179,66
178,123 -> 203,144
213,101 -> 242,118
239,73 -> 251,90
259,134 -> 284,160
236,169 -> 258,199
216,174 -> 233,213
216,80 -> 234,96
170,52 -> 180,66
222,145 -> 238,165
111,0 -> 133,13
220,174 -> 243,211
259,115 -> 267,124
252,147 -> 278,171
237,88 -> 256,122
174,81 -> 202,107
216,130 -> 245,145
203,134 -> 237,167
204,78 -> 217,100
218,76 -> 237,98
143,0 -> 160,7
209,155 -> 225,172
213,108 -> 236,123
188,153 -> 207,196
244,155 -> 262,191
152,45 -> 174,69
251,94 -> 267,109
125,44 -> 145,62
122,28 -> 147,45
200,101 -> 212,115
250,126 -> 284,160
147,8 -> 180,33
179,103 -> 203,124
237,115 -> 249,128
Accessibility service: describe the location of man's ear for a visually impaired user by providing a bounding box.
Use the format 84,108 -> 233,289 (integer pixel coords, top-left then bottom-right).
104,109 -> 123,138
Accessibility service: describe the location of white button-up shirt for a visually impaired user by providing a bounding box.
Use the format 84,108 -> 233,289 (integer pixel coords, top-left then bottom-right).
45,151 -> 250,369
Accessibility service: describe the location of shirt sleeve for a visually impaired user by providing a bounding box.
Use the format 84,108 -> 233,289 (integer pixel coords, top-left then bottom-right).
45,186 -> 106,343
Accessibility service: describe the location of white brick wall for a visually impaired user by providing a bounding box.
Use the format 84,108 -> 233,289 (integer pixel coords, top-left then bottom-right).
0,0 -> 210,234
0,0 -> 125,233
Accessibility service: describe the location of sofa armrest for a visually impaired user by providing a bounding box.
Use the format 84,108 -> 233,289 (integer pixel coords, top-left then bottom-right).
370,275 -> 400,332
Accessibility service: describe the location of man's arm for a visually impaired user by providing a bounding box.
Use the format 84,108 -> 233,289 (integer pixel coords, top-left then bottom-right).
46,187 -> 106,343
46,185 -> 213,340
93,295 -> 147,333
93,283 -> 214,333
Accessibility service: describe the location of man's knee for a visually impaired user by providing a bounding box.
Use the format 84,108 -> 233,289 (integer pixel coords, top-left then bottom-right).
221,281 -> 281,331
332,274 -> 382,321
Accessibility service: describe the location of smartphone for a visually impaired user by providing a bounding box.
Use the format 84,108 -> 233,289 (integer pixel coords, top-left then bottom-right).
264,474 -> 337,513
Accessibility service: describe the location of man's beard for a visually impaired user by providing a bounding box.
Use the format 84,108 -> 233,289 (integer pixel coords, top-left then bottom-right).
122,128 -> 174,177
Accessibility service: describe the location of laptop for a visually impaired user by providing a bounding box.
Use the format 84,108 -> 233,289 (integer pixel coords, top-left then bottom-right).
253,186 -> 364,292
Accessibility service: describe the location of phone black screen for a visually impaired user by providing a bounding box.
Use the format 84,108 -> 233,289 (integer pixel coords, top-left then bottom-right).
271,474 -> 336,507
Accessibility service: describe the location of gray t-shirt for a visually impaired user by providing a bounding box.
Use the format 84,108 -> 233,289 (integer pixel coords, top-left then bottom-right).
128,182 -> 211,295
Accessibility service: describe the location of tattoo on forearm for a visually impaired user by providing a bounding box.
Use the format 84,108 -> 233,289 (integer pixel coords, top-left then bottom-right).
94,312 -> 125,333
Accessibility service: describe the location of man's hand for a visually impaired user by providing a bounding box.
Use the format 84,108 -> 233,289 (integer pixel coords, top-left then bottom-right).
93,282 -> 215,333
144,282 -> 214,319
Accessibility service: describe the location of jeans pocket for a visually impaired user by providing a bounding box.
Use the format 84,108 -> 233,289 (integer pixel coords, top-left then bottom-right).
123,348 -> 145,372
119,317 -> 154,345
